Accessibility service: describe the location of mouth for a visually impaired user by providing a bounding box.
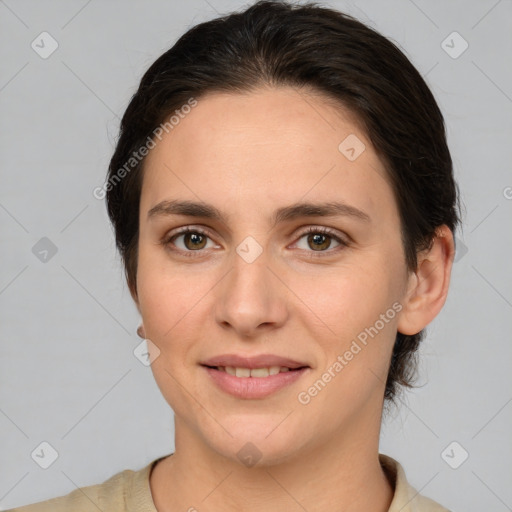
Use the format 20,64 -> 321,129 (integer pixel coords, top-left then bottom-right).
201,364 -> 310,399
202,364 -> 308,378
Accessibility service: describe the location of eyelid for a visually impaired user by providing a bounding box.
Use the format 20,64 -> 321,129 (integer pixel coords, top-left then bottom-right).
161,224 -> 349,256
161,225 -> 218,249
289,226 -> 349,253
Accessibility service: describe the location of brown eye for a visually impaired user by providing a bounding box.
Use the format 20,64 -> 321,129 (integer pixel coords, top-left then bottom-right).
307,232 -> 332,251
294,227 -> 348,256
182,232 -> 207,250
163,227 -> 216,255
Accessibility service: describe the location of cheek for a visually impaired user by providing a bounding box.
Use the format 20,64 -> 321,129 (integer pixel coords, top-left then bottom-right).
135,242 -> 224,370
294,272 -> 399,419
137,270 -> 206,344
137,241 -> 191,330
290,256 -> 399,335
289,256 -> 402,393
135,263 -> 211,411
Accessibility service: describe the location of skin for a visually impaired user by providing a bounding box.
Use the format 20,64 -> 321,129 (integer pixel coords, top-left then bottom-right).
131,86 -> 455,512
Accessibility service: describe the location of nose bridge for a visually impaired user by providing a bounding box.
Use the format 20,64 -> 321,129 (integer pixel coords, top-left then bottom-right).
215,236 -> 287,333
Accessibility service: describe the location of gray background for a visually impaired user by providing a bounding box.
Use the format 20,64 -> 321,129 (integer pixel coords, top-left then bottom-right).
1,0 -> 511,510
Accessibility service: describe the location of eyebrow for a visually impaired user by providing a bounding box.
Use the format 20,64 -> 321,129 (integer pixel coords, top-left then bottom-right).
147,199 -> 371,227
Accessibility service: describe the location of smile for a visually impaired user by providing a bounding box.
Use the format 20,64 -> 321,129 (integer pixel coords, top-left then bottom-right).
202,365 -> 309,399
213,365 -> 296,377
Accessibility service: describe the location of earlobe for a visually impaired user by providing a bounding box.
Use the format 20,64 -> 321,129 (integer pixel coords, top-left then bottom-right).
137,324 -> 146,339
397,226 -> 455,336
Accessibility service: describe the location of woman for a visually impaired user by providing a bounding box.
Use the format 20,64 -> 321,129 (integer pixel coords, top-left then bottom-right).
9,1 -> 460,510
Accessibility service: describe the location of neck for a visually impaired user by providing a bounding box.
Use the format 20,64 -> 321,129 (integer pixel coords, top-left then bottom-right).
150,408 -> 394,512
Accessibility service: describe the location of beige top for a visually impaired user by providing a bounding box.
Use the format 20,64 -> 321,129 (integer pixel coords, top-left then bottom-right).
6,453 -> 450,511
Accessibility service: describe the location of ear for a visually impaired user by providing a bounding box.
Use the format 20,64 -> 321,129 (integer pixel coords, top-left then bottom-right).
397,225 -> 455,336
136,324 -> 146,338
128,278 -> 146,338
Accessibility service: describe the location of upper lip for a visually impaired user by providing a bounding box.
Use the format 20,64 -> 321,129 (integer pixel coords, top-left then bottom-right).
201,354 -> 309,369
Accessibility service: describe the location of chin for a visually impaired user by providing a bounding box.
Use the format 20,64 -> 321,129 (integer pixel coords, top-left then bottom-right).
204,417 -> 308,468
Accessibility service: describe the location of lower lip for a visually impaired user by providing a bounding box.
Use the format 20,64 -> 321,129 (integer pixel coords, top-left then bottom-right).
202,366 -> 309,399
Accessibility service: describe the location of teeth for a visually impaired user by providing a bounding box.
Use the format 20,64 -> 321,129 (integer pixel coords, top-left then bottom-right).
235,367 -> 251,378
219,366 -> 294,377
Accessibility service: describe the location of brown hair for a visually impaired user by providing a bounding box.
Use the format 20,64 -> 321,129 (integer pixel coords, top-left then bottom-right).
105,0 -> 461,405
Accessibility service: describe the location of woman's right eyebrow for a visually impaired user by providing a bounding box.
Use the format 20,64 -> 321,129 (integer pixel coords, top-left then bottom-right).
147,199 -> 372,227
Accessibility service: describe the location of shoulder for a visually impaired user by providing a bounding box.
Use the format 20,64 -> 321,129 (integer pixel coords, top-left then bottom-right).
5,458 -> 160,512
379,453 -> 451,512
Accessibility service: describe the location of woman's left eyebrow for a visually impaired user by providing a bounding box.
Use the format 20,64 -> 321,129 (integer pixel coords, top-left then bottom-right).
147,199 -> 371,226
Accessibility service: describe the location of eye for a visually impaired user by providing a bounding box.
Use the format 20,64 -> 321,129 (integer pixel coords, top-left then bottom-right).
162,227 -> 218,256
161,225 -> 349,258
293,227 -> 348,255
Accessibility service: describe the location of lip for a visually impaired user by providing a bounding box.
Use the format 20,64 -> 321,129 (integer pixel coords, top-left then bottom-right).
203,366 -> 310,399
201,353 -> 309,370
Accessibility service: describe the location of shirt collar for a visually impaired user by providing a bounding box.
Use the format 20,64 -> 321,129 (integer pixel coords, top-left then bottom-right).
128,453 -> 442,512
379,453 -> 445,511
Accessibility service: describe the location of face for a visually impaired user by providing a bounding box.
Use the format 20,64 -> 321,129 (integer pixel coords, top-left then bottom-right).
135,87 -> 411,465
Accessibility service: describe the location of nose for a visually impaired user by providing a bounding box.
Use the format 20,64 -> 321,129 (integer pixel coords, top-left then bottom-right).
214,245 -> 289,338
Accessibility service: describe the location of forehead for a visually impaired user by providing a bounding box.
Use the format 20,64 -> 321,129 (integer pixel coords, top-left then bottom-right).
141,87 -> 395,224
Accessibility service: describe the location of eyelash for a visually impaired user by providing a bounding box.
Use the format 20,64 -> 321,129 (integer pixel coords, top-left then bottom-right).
161,226 -> 349,259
